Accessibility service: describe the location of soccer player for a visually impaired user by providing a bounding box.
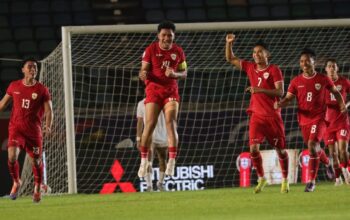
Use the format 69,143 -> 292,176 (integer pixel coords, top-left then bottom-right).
277,49 -> 346,192
138,21 -> 187,178
323,58 -> 350,185
0,58 -> 53,202
225,34 -> 290,193
137,98 -> 168,191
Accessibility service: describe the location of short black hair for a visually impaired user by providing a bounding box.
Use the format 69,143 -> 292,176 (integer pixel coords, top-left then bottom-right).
158,20 -> 176,33
300,48 -> 316,59
325,58 -> 337,67
21,57 -> 39,68
254,40 -> 269,51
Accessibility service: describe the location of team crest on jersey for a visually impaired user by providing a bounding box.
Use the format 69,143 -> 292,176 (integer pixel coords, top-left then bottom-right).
171,53 -> 177,60
263,72 -> 269,79
32,93 -> 38,100
315,83 -> 321,90
336,85 -> 342,91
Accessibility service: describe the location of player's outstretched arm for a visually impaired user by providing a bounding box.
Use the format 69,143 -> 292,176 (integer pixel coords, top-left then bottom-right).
44,100 -> 53,134
225,34 -> 241,70
0,94 -> 12,112
330,86 -> 346,113
139,62 -> 151,81
276,92 -> 295,109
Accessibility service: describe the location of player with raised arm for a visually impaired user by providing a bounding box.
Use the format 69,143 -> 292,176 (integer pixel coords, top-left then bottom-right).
138,21 -> 187,178
323,58 -> 350,185
137,98 -> 168,191
277,49 -> 345,192
225,34 -> 290,194
0,58 -> 53,202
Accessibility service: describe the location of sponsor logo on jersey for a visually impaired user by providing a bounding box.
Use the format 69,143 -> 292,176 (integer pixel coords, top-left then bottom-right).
297,85 -> 305,88
336,85 -> 342,91
156,54 -> 163,57
263,72 -> 269,79
315,83 -> 321,90
14,91 -> 20,94
171,53 -> 177,60
32,93 -> 38,100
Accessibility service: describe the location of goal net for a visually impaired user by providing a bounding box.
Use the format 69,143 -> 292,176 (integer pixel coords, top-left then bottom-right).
18,19 -> 350,195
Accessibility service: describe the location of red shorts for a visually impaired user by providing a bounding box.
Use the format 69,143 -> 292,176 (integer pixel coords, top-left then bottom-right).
324,127 -> 349,145
249,114 -> 286,149
8,130 -> 42,158
145,82 -> 180,108
300,119 -> 326,144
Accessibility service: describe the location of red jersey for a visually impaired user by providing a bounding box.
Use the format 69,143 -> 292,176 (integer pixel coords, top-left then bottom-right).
6,80 -> 51,138
241,60 -> 283,117
142,42 -> 186,88
288,73 -> 334,126
325,75 -> 350,130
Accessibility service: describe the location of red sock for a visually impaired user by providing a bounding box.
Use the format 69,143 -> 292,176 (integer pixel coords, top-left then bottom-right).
168,146 -> 177,159
318,149 -> 329,166
140,146 -> 148,159
251,151 -> 264,178
340,162 -> 346,168
8,160 -> 20,183
32,163 -> 43,186
308,155 -> 320,181
278,151 -> 289,179
334,163 -> 341,178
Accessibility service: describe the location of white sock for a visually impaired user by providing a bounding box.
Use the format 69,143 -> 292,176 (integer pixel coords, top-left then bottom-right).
159,171 -> 165,184
145,172 -> 152,188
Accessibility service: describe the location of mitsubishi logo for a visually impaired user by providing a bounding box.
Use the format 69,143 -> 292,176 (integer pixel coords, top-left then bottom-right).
100,160 -> 136,194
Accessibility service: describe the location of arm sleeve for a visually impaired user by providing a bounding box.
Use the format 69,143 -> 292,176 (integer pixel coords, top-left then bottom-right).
240,60 -> 249,74
142,45 -> 152,64
325,76 -> 335,90
287,78 -> 297,95
43,87 -> 51,102
272,66 -> 283,83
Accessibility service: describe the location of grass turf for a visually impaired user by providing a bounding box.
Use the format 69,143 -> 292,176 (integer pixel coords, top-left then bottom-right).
1,183 -> 349,220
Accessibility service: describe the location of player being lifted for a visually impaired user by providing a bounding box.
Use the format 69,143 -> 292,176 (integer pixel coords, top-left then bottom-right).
225,34 -> 289,194
323,58 -> 350,185
277,49 -> 345,192
138,21 -> 187,178
137,98 -> 168,191
0,58 -> 53,202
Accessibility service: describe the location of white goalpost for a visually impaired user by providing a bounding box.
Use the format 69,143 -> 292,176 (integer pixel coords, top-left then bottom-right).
18,19 -> 350,195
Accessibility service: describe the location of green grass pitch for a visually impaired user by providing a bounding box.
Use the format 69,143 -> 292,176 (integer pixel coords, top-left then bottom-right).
1,183 -> 349,220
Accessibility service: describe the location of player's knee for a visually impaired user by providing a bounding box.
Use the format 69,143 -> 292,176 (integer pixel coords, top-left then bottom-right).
249,145 -> 259,154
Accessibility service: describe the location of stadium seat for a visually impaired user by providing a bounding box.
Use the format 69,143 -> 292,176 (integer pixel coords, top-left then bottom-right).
32,14 -> 52,26
14,28 -> 34,40
166,9 -> 186,22
0,2 -> 9,14
18,40 -> 38,55
163,0 -> 183,9
39,40 -> 58,53
11,14 -> 31,27
0,16 -> 8,27
0,68 -> 20,81
248,0 -> 268,5
35,27 -> 56,40
207,7 -> 227,21
205,0 -> 226,7
31,0 -> 50,13
142,0 -> 162,9
51,0 -> 71,12
226,0 -> 248,6
71,0 -> 91,12
53,13 -> 73,26
0,41 -> 17,56
0,29 -> 12,41
312,3 -> 332,17
184,0 -> 204,8
270,5 -> 290,19
145,9 -> 165,23
250,6 -> 269,19
11,1 -> 30,14
228,6 -> 249,20
74,12 -> 95,25
187,8 -> 206,22
291,4 -> 312,18
334,2 -> 350,17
